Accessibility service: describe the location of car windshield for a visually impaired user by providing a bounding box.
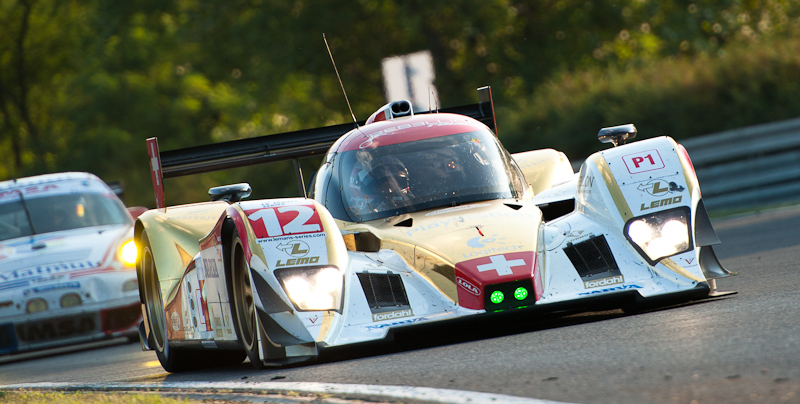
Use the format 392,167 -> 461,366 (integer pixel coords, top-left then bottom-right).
0,191 -> 131,242
337,129 -> 525,221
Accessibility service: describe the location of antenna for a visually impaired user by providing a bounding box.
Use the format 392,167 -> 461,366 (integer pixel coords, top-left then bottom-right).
323,33 -> 358,127
430,86 -> 439,113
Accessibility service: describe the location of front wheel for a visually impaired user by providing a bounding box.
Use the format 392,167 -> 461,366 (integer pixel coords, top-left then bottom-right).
140,231 -> 245,372
230,230 -> 267,369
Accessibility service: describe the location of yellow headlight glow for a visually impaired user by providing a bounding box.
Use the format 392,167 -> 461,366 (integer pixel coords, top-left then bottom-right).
119,239 -> 138,267
277,266 -> 343,311
625,207 -> 692,264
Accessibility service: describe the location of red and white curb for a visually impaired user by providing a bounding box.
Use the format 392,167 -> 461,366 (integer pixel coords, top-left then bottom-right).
2,381 -> 577,404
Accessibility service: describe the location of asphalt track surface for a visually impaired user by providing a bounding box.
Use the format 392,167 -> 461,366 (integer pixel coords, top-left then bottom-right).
2,206 -> 800,404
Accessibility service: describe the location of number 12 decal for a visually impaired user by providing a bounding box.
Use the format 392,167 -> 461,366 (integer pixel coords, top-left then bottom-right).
246,205 -> 322,238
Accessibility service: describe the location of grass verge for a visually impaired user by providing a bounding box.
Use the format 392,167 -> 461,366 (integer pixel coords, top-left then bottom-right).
0,391 -> 198,404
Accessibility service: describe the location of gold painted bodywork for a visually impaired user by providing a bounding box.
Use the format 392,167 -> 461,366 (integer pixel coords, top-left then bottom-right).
512,149 -> 574,194
136,202 -> 229,301
338,199 -> 542,303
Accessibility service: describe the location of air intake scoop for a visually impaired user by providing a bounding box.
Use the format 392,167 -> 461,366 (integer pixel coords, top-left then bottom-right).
365,100 -> 414,125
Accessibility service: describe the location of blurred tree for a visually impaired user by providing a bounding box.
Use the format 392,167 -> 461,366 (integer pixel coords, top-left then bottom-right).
1,0 -> 799,206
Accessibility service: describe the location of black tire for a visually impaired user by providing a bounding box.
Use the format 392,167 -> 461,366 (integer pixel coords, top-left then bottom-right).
230,229 -> 267,369
140,232 -> 245,372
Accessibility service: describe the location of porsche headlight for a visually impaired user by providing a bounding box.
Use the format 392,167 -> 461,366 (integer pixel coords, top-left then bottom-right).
119,238 -> 138,267
624,207 -> 692,264
60,293 -> 82,308
27,298 -> 48,314
275,266 -> 343,311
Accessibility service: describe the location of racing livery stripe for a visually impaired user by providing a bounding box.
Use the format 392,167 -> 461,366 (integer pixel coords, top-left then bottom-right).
593,154 -> 633,221
0,279 -> 31,290
67,266 -> 117,279
660,258 -> 704,283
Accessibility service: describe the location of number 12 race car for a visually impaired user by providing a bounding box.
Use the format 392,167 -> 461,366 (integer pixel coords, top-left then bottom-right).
136,86 -> 735,372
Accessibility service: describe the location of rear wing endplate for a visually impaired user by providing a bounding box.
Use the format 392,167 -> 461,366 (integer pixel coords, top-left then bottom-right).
147,86 -> 497,209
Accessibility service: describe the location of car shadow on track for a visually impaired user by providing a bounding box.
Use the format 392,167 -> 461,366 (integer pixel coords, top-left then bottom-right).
312,295 -> 736,367
153,294 -> 736,379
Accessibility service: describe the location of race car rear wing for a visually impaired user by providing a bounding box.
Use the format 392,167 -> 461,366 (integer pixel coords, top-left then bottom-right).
147,86 -> 497,209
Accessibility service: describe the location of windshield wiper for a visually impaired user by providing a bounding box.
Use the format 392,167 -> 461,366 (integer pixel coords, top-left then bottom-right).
17,190 -> 38,235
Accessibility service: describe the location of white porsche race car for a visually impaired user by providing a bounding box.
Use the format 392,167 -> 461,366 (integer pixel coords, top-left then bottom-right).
136,86 -> 735,372
0,172 -> 141,355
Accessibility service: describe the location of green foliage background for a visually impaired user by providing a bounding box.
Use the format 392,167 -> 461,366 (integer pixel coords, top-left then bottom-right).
1,0 -> 799,207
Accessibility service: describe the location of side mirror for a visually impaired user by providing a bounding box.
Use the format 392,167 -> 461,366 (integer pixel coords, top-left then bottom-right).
598,124 -> 637,147
209,183 -> 252,203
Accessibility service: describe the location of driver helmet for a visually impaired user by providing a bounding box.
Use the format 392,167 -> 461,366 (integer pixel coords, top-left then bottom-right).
366,156 -> 411,199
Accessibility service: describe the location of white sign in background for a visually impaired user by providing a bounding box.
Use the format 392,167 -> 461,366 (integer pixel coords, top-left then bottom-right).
382,50 -> 438,112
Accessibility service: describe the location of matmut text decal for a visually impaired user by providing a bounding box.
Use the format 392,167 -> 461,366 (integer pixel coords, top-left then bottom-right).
1,260 -> 101,283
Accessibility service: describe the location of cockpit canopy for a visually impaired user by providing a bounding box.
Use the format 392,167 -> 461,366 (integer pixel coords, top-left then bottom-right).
316,118 -> 527,222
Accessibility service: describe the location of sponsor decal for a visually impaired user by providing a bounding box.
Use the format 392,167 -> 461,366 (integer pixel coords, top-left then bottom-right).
23,281 -> 81,296
637,179 -> 685,196
365,317 -> 426,330
578,175 -> 594,190
277,240 -> 310,257
578,284 -> 643,296
171,311 -> 181,332
463,234 -> 523,258
0,246 -> 15,260
467,234 -> 506,248
462,245 -> 523,259
258,232 -> 326,243
584,275 -> 624,289
275,256 -> 320,267
246,205 -> 322,239
476,255 -> 527,277
456,277 -> 481,296
640,196 -> 683,211
404,211 -> 537,237
201,258 -> 220,278
0,261 -> 101,283
357,119 -> 483,149
372,309 -> 414,322
0,185 -> 59,201
424,203 -> 490,216
623,150 -> 665,174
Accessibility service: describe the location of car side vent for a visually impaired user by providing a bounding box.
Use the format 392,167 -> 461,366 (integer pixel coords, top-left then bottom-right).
537,199 -> 575,221
563,235 -> 619,278
394,218 -> 413,227
357,272 -> 410,310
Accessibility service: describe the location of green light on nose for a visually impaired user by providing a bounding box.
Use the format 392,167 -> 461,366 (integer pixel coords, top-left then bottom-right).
490,290 -> 504,304
514,287 -> 528,300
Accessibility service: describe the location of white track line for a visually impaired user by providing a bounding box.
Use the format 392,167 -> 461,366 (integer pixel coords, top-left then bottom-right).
2,381 -> 578,404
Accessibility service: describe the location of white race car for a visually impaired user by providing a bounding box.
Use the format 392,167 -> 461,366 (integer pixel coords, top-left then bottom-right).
137,87 -> 735,372
0,172 -> 141,355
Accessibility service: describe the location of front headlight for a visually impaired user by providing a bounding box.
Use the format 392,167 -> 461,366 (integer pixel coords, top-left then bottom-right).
118,238 -> 138,267
26,298 -> 48,314
624,207 -> 692,264
275,266 -> 343,311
